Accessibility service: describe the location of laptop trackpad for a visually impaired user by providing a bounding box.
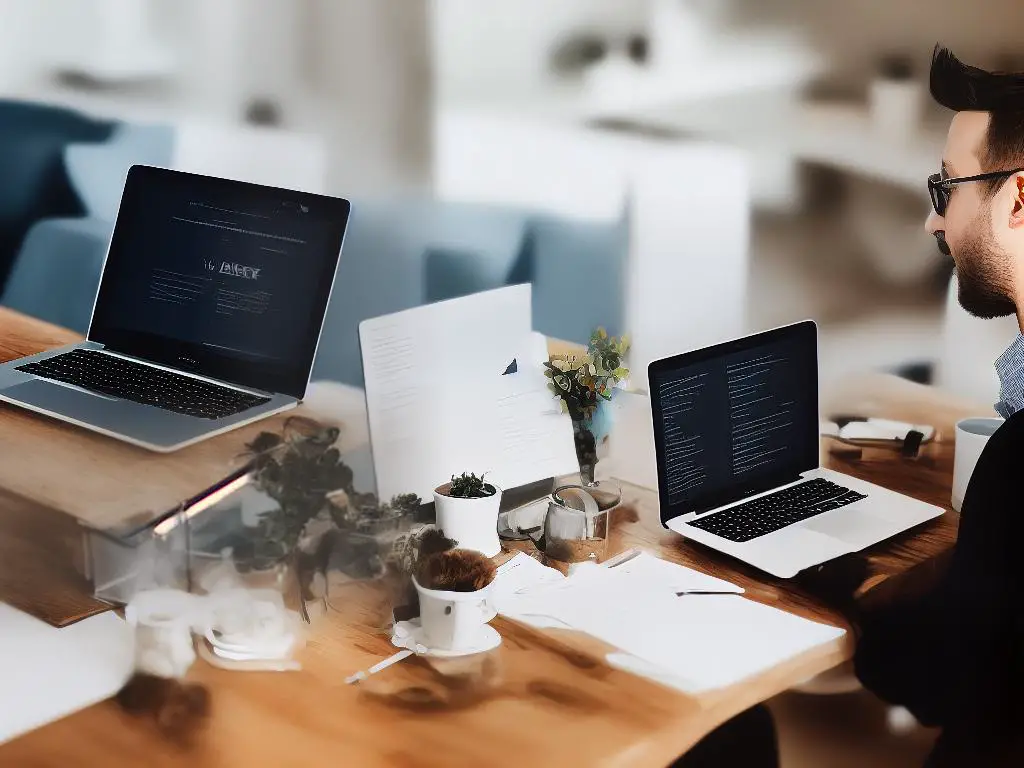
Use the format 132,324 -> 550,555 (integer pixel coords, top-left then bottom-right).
803,507 -> 899,548
2,379 -> 174,434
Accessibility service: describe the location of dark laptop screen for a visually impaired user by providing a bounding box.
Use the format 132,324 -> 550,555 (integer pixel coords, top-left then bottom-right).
89,166 -> 350,398
649,321 -> 819,522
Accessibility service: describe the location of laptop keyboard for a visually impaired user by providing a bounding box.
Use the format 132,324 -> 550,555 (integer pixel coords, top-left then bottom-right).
16,349 -> 271,420
685,478 -> 867,543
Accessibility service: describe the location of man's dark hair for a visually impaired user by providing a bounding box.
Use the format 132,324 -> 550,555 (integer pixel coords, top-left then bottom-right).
930,44 -> 1024,194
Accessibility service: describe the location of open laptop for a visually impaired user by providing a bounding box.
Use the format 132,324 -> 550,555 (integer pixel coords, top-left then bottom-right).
0,165 -> 350,452
648,320 -> 944,579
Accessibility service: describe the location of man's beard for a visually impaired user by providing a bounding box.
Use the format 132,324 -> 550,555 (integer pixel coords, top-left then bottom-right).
945,214 -> 1017,319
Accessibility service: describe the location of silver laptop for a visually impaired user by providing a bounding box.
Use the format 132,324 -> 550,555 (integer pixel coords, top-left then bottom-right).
649,320 -> 944,579
0,165 -> 350,452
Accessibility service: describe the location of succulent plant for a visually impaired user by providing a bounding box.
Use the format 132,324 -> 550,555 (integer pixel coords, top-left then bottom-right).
445,472 -> 496,499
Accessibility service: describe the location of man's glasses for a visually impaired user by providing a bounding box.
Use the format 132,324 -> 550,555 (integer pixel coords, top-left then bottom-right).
928,168 -> 1024,216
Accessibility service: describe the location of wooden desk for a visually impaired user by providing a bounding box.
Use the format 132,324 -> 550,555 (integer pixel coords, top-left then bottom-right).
0,308 -> 969,766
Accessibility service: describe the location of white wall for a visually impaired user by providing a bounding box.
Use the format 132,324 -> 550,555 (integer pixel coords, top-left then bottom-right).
738,0 -> 1024,88
310,0 -> 434,195
0,0 -> 38,90
433,0 -> 647,102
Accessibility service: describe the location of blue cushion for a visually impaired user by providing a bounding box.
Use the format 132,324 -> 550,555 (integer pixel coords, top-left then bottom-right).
516,210 -> 629,344
1,217 -> 113,333
424,247 -> 512,303
0,99 -> 116,286
65,122 -> 175,221
312,198 -> 531,388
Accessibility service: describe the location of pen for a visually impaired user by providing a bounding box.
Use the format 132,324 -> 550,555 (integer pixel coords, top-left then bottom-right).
345,649 -> 414,684
675,590 -> 743,596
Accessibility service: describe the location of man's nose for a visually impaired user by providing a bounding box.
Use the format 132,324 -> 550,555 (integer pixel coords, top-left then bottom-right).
925,210 -> 943,234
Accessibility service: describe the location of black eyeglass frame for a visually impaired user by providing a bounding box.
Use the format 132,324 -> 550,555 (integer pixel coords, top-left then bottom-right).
928,168 -> 1024,216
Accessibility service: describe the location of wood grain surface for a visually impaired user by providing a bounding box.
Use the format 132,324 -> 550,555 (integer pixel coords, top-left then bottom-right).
0,486 -> 109,626
0,309 -> 971,766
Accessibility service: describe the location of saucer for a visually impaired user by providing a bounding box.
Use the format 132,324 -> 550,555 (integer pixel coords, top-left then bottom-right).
391,620 -> 502,658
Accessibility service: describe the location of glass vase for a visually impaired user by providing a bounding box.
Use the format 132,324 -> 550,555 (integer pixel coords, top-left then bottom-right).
571,417 -> 621,512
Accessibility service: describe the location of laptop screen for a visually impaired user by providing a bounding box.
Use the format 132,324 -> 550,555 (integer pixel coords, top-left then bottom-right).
88,166 -> 350,398
649,321 -> 819,521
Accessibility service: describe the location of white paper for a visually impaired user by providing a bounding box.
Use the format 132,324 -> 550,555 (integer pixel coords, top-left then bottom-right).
0,605 -> 134,744
497,554 -> 844,693
492,553 -> 564,607
602,552 -> 744,594
360,285 -> 579,500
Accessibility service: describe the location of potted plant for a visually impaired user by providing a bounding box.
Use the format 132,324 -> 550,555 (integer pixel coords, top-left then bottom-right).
220,417 -> 421,613
432,472 -> 502,558
544,328 -> 630,497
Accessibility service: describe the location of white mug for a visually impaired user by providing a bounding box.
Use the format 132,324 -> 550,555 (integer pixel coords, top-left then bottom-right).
952,417 -> 1003,512
413,578 -> 496,652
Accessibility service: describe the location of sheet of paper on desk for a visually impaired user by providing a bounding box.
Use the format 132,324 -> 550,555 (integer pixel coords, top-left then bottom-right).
493,553 -> 565,605
501,555 -> 845,693
604,552 -> 745,594
360,285 -> 578,500
0,604 -> 134,744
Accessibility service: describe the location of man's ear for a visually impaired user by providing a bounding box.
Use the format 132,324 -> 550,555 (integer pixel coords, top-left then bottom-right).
1011,175 -> 1024,229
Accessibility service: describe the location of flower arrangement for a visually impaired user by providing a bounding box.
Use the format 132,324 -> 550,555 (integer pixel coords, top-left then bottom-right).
544,328 -> 630,422
543,329 -> 630,490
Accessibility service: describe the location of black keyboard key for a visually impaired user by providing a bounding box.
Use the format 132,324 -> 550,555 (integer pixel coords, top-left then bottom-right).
685,478 -> 867,543
16,349 -> 270,420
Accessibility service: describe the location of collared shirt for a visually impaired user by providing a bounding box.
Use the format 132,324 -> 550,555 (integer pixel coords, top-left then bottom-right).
994,333 -> 1024,418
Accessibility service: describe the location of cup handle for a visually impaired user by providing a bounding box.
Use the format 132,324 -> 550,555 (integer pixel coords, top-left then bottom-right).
579,489 -> 599,538
480,594 -> 498,623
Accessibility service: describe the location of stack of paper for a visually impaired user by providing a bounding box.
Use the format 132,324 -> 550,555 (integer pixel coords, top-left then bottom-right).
497,552 -> 845,693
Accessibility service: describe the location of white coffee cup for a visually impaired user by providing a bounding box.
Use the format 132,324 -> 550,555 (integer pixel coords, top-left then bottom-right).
952,417 -> 1003,512
413,578 -> 497,652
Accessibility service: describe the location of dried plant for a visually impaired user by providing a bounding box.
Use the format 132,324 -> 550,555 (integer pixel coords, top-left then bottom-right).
416,548 -> 496,592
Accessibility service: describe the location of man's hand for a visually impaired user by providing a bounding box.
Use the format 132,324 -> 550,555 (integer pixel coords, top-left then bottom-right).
794,553 -> 871,633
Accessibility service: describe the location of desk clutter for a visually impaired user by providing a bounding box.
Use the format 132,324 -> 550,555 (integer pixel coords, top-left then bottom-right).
5,287 -> 894,755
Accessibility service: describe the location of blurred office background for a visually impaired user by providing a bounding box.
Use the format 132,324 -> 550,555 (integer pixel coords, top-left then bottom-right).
1,0 -> 1022,397
2,1 -> 1021,764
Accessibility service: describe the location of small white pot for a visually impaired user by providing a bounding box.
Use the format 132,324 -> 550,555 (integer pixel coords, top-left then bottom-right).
432,483 -> 502,557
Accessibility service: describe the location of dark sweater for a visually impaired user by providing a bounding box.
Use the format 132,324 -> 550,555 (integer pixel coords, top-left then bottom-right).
851,410 -> 1024,766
